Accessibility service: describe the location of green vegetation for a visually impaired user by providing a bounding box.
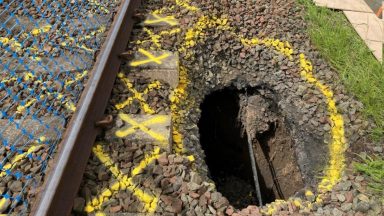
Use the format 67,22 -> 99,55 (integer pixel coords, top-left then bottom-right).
354,155 -> 384,195
298,0 -> 384,140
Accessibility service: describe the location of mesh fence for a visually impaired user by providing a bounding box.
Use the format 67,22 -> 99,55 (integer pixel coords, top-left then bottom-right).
0,0 -> 120,214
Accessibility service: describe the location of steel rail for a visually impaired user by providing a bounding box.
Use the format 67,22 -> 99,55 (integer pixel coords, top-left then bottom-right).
31,0 -> 140,215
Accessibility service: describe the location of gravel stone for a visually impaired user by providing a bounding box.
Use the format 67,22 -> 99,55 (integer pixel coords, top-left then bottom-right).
332,208 -> 344,216
73,197 -> 85,212
341,203 -> 353,212
9,181 -> 22,193
355,201 -> 370,213
337,193 -> 346,202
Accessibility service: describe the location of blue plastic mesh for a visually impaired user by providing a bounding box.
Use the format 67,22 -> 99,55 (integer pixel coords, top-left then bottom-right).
0,0 -> 119,213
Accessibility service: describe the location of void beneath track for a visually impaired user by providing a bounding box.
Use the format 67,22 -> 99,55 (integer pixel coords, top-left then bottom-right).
198,87 -> 304,208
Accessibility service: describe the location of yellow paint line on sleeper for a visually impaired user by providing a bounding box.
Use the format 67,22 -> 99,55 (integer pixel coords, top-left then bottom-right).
144,14 -> 178,26
115,114 -> 169,147
130,48 -> 171,67
84,144 -> 160,213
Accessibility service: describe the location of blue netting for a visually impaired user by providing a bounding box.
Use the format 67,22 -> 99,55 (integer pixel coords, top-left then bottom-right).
0,0 -> 120,214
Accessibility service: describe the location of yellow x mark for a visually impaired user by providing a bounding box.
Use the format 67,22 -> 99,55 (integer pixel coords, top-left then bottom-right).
84,143 -> 160,213
144,14 -> 178,26
115,114 -> 169,146
115,73 -> 161,114
130,48 -> 171,67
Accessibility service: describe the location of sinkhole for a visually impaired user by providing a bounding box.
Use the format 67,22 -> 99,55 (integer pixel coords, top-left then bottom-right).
198,87 -> 304,208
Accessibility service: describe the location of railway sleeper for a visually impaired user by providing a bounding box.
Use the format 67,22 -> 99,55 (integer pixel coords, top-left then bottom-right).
120,51 -> 179,88
104,114 -> 173,153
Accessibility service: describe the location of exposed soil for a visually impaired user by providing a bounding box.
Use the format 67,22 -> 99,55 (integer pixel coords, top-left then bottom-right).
198,88 -> 257,209
199,87 -> 304,208
239,89 -> 304,203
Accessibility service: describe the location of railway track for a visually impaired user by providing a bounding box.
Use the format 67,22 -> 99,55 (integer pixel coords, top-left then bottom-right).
1,0 -> 382,215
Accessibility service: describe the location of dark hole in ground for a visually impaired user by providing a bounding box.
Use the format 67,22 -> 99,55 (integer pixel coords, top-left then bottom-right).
198,87 -> 304,209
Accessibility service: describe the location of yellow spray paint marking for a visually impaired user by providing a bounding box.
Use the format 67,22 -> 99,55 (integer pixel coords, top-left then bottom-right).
115,114 -> 169,146
43,91 -> 76,113
84,144 -> 160,213
17,90 -> 76,113
130,48 -> 171,67
137,28 -> 181,48
0,37 -> 22,52
151,5 -> 177,15
1,21 -> 91,56
77,44 -> 94,53
299,53 -> 346,193
79,25 -> 106,42
144,14 -> 178,26
87,0 -> 110,13
64,70 -> 88,87
175,0 -> 199,11
141,28 -> 162,48
0,144 -> 43,177
115,73 -> 161,114
29,55 -> 42,61
158,28 -> 182,36
231,33 -> 346,193
179,16 -> 231,58
0,24 -> 51,53
144,4 -> 345,193
0,37 -> 9,44
16,99 -> 37,114
64,100 -> 76,112
170,66 -> 190,153
0,198 -> 9,211
260,198 -> 316,215
31,25 -> 52,36
240,37 -> 294,59
186,155 -> 195,162
129,3 -> 346,215
59,25 -> 106,53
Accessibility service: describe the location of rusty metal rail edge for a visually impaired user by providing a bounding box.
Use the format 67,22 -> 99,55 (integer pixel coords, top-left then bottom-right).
31,0 -> 140,215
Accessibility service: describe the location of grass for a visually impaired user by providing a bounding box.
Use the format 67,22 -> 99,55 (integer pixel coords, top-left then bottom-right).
354,154 -> 384,195
298,0 -> 384,140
